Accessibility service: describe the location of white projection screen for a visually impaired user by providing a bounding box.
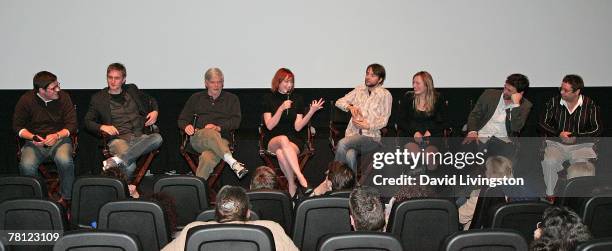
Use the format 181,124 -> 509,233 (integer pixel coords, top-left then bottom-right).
1,0 -> 611,89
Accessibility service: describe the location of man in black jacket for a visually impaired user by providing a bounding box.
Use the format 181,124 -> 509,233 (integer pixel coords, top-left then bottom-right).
84,63 -> 162,178
462,73 -> 532,158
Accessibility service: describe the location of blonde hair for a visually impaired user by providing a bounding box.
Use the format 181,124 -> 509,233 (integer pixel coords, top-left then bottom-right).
485,156 -> 513,179
412,71 -> 437,115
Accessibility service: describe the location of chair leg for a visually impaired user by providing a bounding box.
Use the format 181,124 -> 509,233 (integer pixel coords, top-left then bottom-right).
207,161 -> 226,204
38,166 -> 60,200
130,150 -> 158,187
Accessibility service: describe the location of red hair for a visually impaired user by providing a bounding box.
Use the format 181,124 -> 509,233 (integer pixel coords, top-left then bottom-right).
271,68 -> 294,92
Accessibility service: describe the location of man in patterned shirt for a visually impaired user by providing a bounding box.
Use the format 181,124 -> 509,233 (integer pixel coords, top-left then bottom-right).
539,74 -> 602,197
334,63 -> 392,172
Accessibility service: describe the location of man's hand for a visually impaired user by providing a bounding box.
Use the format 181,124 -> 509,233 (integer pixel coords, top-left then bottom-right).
462,131 -> 479,144
511,92 -> 523,105
184,124 -> 195,136
352,118 -> 370,130
42,133 -> 59,147
560,131 -> 576,144
145,111 -> 158,126
100,125 -> 119,136
204,123 -> 221,132
31,135 -> 45,147
414,131 -> 423,143
348,106 -> 362,120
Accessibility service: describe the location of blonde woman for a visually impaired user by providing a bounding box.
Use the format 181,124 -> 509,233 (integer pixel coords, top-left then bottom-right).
397,71 -> 449,170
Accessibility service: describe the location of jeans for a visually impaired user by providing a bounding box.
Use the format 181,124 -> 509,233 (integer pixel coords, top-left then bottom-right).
108,133 -> 163,179
19,137 -> 75,199
334,135 -> 381,172
189,128 -> 231,179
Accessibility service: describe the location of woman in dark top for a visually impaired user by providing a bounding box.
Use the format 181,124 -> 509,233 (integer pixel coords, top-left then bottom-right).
263,68 -> 324,196
398,71 -> 449,170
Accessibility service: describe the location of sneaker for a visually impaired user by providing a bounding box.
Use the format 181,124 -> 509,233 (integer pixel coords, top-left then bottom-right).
102,157 -> 121,171
231,162 -> 248,179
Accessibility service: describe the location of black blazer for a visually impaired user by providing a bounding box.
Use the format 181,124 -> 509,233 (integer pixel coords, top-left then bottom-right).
84,83 -> 158,134
466,89 -> 532,137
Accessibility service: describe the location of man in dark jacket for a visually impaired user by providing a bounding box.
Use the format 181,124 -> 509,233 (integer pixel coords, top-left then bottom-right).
462,73 -> 532,158
13,71 -> 77,206
84,63 -> 162,179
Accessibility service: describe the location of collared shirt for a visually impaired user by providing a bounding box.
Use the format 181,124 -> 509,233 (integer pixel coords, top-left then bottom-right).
560,95 -> 583,115
478,95 -> 519,143
335,84 -> 392,140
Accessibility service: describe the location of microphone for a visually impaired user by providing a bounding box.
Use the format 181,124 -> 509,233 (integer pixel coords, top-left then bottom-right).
286,91 -> 291,115
191,114 -> 199,131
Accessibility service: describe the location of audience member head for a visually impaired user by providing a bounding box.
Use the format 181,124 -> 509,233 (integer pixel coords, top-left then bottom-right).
393,185 -> 434,204
101,166 -> 128,183
560,74 -> 584,102
349,186 -> 385,232
365,63 -> 386,86
485,156 -> 514,179
412,71 -> 437,114
144,192 -> 178,233
250,166 -> 279,190
327,161 -> 356,191
531,206 -> 592,251
215,185 -> 250,223
271,68 -> 294,93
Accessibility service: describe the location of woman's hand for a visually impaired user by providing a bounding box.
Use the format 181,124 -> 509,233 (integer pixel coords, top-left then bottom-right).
310,98 -> 325,112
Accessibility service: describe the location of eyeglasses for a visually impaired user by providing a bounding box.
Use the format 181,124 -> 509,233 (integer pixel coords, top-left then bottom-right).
46,82 -> 61,92
559,87 -> 575,94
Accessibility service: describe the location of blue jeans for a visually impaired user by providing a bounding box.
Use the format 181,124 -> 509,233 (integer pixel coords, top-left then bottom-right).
108,133 -> 163,179
19,137 -> 75,199
334,135 -> 381,172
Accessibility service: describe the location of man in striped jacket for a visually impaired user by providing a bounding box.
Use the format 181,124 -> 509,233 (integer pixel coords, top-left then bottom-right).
539,74 -> 603,197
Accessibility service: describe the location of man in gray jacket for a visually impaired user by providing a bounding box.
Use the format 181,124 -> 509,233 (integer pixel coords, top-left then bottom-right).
462,73 -> 532,158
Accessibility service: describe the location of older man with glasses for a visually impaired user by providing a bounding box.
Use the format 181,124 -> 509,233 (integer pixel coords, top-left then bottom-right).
12,71 -> 77,207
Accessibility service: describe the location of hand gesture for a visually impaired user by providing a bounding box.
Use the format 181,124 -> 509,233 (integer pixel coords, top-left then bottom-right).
145,111 -> 159,126
511,92 -> 523,105
184,124 -> 195,136
42,134 -> 59,147
310,98 -> 325,112
100,125 -> 119,136
279,100 -> 293,112
204,123 -> 221,132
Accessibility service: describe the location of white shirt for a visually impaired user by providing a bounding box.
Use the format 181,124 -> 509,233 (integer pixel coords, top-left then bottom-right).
478,95 -> 518,143
560,95 -> 583,115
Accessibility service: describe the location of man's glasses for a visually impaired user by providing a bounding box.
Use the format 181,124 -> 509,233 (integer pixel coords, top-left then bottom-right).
46,82 -> 61,92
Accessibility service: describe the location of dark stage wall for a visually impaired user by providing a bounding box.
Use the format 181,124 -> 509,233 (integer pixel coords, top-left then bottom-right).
2,87 -> 610,183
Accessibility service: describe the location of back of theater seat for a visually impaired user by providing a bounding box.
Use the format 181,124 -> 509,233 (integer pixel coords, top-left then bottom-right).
490,201 -> 549,241
442,229 -> 528,251
97,200 -> 169,251
53,230 -> 141,251
582,195 -> 612,238
153,175 -> 209,229
247,190 -> 293,235
71,177 -> 128,228
575,237 -> 612,251
317,232 -> 402,251
387,198 -> 458,251
292,196 -> 351,251
0,176 -> 46,203
185,224 -> 275,251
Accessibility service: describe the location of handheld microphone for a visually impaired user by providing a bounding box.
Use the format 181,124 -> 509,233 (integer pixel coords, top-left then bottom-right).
286,92 -> 291,115
191,114 -> 199,131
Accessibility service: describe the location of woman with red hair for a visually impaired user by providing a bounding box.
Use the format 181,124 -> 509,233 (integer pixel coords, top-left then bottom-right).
262,68 -> 324,196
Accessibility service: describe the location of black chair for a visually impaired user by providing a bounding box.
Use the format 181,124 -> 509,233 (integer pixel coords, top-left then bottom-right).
292,196 -> 351,251
97,200 -> 169,251
328,189 -> 352,198
489,201 -> 549,241
0,176 -> 47,203
469,186 -> 507,229
185,224 -> 275,251
53,230 -> 141,251
258,114 -> 315,191
442,229 -> 528,251
386,198 -> 458,251
70,176 -> 128,228
15,134 -> 78,200
153,175 -> 209,229
196,209 -> 259,222
582,196 -> 612,238
556,176 -> 600,214
575,237 -> 612,251
0,199 -> 66,251
247,190 -> 293,235
317,232 -> 403,251
179,118 -> 237,202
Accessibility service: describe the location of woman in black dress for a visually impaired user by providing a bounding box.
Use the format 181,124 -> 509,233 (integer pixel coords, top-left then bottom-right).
263,68 -> 324,196
398,71 -> 449,171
